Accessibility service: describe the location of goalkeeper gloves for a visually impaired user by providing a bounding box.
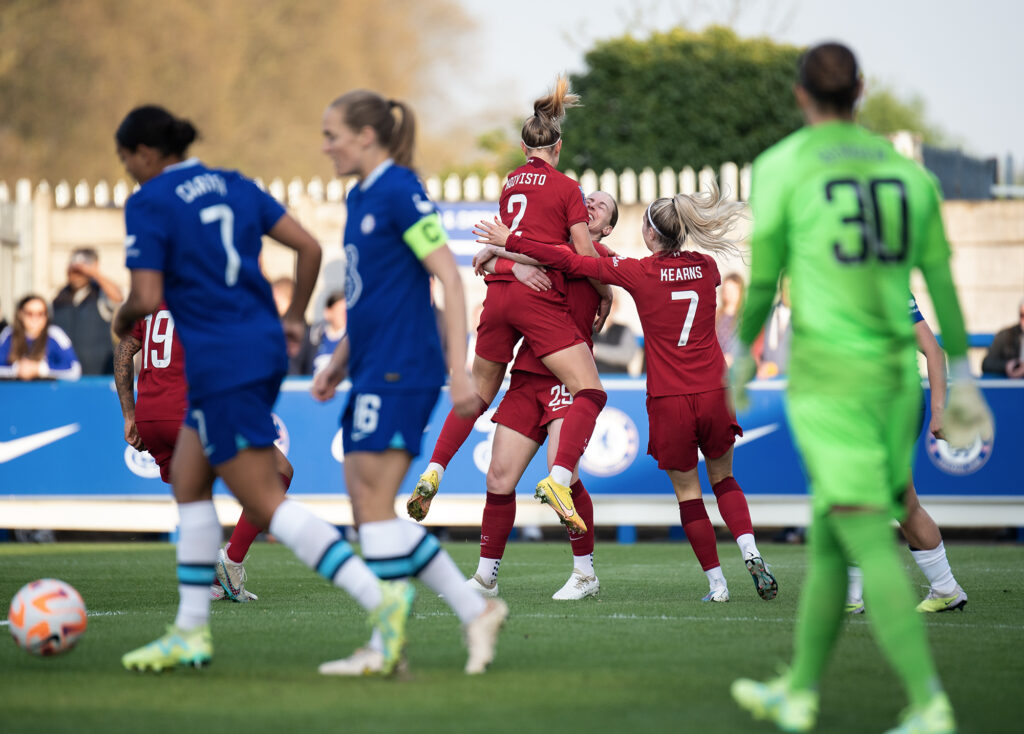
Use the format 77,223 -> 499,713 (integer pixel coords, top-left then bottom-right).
943,358 -> 994,449
728,346 -> 757,415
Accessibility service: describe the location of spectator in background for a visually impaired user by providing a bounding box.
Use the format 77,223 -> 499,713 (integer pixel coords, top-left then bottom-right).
312,291 -> 346,374
51,247 -> 122,374
0,294 -> 81,380
981,297 -> 1024,378
716,272 -> 745,367
756,278 -> 792,378
271,276 -> 315,374
592,297 -> 639,373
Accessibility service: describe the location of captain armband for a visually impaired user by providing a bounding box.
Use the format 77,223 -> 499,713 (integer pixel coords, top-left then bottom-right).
403,213 -> 448,260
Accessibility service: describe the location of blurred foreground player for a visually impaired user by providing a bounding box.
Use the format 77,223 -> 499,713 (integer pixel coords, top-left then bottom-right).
729,43 -> 992,733
114,302 -> 295,601
113,104 -> 414,674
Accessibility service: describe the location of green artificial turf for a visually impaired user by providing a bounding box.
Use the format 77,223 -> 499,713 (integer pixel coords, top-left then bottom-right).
0,541 -> 1020,733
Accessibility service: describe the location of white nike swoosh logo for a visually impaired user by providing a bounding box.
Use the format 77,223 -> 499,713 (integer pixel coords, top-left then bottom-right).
0,423 -> 81,464
697,424 -> 779,463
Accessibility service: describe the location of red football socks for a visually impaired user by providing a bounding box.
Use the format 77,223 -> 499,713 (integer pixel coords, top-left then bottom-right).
430,395 -> 488,468
552,389 -> 607,474
679,499 -> 720,571
712,476 -> 754,540
227,471 -> 292,563
568,480 -> 595,554
480,491 -> 517,560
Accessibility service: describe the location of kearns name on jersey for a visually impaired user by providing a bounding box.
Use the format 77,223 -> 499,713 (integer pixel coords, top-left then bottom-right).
660,265 -> 703,282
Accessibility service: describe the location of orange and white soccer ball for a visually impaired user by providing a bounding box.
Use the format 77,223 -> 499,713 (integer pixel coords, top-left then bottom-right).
8,578 -> 87,656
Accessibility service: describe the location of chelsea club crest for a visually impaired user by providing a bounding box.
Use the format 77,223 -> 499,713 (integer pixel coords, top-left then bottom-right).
926,432 -> 994,476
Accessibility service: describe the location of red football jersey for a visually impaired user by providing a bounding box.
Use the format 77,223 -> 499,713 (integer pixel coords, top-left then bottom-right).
506,239 -> 726,396
512,240 -> 612,376
486,157 -> 589,287
130,302 -> 188,421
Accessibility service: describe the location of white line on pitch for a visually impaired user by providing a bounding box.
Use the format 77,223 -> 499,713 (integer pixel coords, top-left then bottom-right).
0,609 -> 124,627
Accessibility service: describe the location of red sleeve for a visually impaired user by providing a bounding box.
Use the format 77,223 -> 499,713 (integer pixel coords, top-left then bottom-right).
506,236 -> 642,290
593,241 -> 614,257
130,317 -> 144,341
564,182 -> 588,227
493,257 -> 515,275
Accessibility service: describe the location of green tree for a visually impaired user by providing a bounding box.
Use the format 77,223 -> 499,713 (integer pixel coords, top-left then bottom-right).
566,26 -> 804,172
0,0 -> 471,183
857,82 -> 947,145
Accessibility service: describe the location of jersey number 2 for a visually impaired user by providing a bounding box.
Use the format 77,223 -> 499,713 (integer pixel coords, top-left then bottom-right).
671,290 -> 699,346
200,204 -> 241,286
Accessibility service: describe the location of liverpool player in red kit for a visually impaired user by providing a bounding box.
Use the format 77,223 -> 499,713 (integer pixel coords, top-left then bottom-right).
459,191 -> 619,600
408,76 -> 610,535
114,303 -> 294,601
476,181 -> 778,603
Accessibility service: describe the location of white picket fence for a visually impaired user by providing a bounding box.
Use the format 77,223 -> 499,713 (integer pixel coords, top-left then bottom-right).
0,162 -> 752,209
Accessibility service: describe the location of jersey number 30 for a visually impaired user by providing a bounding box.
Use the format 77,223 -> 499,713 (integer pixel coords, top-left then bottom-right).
825,178 -> 908,264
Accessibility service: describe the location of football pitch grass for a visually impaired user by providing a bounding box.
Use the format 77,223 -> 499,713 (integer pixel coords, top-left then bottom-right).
1,541 -> 1020,734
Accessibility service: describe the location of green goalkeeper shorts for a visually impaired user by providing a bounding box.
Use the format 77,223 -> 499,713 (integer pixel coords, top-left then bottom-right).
786,381 -> 921,519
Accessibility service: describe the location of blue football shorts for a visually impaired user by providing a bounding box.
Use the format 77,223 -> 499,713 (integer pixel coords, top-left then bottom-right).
341,386 -> 440,457
184,377 -> 283,466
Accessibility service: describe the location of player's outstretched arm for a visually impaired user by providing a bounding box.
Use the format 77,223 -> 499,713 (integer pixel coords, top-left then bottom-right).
914,318 -> 947,439
919,261 -> 993,448
113,333 -> 146,451
267,214 -> 323,355
422,245 -> 476,418
311,334 -> 349,403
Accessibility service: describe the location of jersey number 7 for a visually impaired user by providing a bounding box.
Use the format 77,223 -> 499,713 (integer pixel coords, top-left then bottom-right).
671,290 -> 698,346
200,204 -> 241,286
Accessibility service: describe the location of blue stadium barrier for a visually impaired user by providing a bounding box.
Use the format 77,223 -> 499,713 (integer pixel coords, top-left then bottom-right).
2,376 -> 1021,534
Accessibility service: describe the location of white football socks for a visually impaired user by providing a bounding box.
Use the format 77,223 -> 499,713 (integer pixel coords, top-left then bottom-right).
269,499 -> 381,611
847,565 -> 864,604
911,542 -> 958,594
736,533 -> 758,560
475,557 -> 501,586
175,500 -> 220,630
573,553 -> 595,577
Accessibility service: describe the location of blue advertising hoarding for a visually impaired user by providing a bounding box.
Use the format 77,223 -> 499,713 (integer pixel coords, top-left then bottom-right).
1,378 -> 1018,519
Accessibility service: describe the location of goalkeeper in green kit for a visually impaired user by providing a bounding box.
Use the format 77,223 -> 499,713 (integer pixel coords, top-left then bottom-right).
729,43 -> 993,734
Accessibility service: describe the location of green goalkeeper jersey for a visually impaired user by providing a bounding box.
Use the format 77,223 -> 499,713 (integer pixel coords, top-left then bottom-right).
740,120 -> 968,395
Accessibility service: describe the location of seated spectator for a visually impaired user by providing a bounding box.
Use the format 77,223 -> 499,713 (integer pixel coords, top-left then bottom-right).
312,291 -> 347,374
51,247 -> 122,374
593,298 -> 639,374
716,272 -> 745,367
0,294 -> 81,380
271,277 -> 316,375
981,297 -> 1024,378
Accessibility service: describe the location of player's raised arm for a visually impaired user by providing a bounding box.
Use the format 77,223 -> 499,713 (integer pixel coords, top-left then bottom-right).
267,213 -> 323,356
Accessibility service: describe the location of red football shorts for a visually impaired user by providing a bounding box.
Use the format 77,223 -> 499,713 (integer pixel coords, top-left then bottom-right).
474,281 -> 584,364
135,419 -> 182,483
646,388 -> 742,472
492,370 -> 572,444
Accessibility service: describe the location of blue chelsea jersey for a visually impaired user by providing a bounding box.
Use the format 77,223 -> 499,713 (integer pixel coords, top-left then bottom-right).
343,161 -> 446,390
124,158 -> 288,400
909,294 -> 925,324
